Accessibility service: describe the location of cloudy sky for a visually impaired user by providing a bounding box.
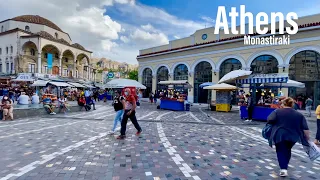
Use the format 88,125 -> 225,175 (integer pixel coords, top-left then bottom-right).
0,0 -> 319,65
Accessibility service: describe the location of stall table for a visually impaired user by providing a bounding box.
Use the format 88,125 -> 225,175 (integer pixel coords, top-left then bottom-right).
240,106 -> 277,121
160,99 -> 185,111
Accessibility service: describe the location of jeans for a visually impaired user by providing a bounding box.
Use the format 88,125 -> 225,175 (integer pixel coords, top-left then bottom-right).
275,141 -> 295,169
120,110 -> 142,136
306,106 -> 312,117
112,110 -> 124,132
316,119 -> 320,141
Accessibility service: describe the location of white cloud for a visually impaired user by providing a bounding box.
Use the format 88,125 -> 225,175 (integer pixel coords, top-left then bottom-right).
120,36 -> 130,43
0,0 -> 206,64
129,29 -> 169,47
141,24 -> 157,32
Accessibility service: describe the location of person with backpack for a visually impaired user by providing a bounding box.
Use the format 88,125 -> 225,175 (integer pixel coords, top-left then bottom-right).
108,91 -> 125,135
117,88 -> 142,139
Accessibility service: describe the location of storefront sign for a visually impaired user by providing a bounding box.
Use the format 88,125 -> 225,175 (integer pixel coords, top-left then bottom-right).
236,73 -> 289,84
34,73 -> 58,79
15,73 -> 34,81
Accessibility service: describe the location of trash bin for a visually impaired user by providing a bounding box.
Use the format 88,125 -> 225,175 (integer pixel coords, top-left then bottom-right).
185,103 -> 190,111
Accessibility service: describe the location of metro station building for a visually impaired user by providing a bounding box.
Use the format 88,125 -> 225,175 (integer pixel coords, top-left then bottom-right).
137,14 -> 320,107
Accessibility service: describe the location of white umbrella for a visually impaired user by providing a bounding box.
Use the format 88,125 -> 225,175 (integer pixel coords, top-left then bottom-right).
218,70 -> 252,84
104,79 -> 146,89
261,79 -> 305,88
204,83 -> 237,90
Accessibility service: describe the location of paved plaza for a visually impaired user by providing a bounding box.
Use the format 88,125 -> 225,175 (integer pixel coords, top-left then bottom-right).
0,103 -> 319,180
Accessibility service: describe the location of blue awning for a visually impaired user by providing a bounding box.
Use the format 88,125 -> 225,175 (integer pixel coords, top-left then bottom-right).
236,73 -> 289,84
199,82 -> 214,88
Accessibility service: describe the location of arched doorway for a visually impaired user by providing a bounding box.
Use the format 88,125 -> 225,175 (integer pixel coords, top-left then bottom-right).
219,58 -> 242,79
289,50 -> 320,108
156,66 -> 169,91
250,55 -> 279,104
219,58 -> 242,104
42,44 -> 60,74
142,68 -> 152,98
250,55 -> 278,74
77,54 -> 90,80
62,49 -> 75,77
194,62 -> 212,103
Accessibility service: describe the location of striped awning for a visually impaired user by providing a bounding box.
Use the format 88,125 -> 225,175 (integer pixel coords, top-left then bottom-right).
236,73 -> 289,84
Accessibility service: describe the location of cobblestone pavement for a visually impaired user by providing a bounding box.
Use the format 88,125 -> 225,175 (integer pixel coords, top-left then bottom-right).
0,103 -> 319,180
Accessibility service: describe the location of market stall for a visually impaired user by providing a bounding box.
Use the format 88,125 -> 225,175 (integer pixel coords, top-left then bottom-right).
204,83 -> 237,112
235,73 -> 291,121
157,80 -> 192,111
103,79 -> 146,100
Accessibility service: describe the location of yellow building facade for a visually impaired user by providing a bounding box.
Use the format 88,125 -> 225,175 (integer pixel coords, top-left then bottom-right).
137,14 -> 320,107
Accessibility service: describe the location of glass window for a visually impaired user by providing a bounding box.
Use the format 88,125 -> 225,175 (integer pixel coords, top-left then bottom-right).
28,64 -> 36,73
142,68 -> 153,97
1,26 -> 3,32
6,47 -> 8,54
219,58 -> 242,79
25,26 -> 30,31
156,66 -> 169,90
174,64 -> 188,80
0,48 -> 2,55
10,46 -> 13,53
0,64 -> 2,73
194,62 -> 212,103
30,49 -> 35,56
6,62 -> 9,73
10,62 -> 13,73
250,55 -> 278,74
44,66 -> 48,74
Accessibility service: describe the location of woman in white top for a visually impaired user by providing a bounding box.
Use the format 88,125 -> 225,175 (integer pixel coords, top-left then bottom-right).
58,96 -> 68,114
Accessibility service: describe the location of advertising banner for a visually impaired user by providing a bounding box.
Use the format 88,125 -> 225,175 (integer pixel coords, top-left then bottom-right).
47,53 -> 53,69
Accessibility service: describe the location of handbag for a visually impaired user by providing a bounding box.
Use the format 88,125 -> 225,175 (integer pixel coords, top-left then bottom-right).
303,141 -> 320,161
262,123 -> 273,139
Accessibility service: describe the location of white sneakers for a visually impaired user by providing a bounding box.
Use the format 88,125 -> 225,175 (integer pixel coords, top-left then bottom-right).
108,131 -> 115,135
245,119 -> 252,122
279,169 -> 288,177
50,112 -> 56,115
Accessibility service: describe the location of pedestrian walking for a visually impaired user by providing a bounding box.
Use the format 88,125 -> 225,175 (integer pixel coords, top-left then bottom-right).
315,105 -> 320,145
245,94 -> 253,122
108,91 -> 125,135
267,97 -> 310,177
90,96 -> 96,110
117,88 -> 142,140
305,97 -> 313,117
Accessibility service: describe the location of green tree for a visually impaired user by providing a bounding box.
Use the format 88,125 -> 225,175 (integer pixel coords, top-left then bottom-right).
128,70 -> 138,81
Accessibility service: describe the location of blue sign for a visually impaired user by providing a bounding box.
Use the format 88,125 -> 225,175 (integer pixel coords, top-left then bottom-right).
47,53 -> 53,69
107,72 -> 114,79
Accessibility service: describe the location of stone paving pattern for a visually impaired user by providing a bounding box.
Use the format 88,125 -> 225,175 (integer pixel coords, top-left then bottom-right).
0,103 -> 319,180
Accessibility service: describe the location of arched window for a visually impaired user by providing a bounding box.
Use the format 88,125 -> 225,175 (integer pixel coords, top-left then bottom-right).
219,58 -> 242,79
142,68 -> 153,97
0,48 -> 2,55
25,26 -> 30,32
173,64 -> 188,80
289,50 -> 320,107
156,66 -> 169,90
10,46 -> 13,54
30,49 -> 35,56
55,32 -> 59,39
1,26 -> 3,33
250,55 -> 278,74
6,47 -> 8,54
194,62 -> 212,103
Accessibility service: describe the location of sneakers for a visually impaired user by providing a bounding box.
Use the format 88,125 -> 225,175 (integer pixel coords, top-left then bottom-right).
245,119 -> 252,122
116,135 -> 126,140
279,169 -> 288,177
50,112 -> 56,115
108,131 -> 115,135
136,130 -> 142,136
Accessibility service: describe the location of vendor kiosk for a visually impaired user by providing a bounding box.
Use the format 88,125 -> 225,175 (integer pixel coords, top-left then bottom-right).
157,80 -> 192,111
236,73 -> 290,121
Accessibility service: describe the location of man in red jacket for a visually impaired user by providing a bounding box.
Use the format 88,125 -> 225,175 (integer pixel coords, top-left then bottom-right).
117,88 -> 142,139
